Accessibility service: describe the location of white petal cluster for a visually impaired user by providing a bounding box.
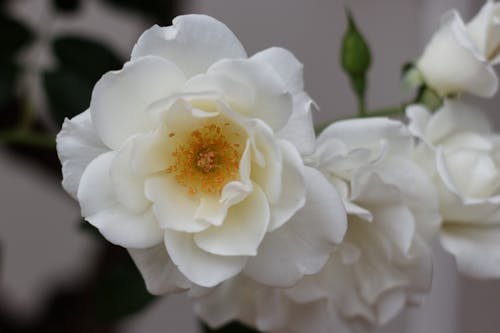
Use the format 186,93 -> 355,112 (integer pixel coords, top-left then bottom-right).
407,100 -> 500,278
192,118 -> 441,332
57,14 -> 347,290
301,118 -> 440,326
417,1 -> 500,97
55,4 -> 500,332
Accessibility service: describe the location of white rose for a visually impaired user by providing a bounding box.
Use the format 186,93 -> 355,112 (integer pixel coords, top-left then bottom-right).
300,118 -> 439,327
193,118 -> 440,332
467,0 -> 500,64
407,100 -> 500,278
417,5 -> 498,97
56,14 -> 347,290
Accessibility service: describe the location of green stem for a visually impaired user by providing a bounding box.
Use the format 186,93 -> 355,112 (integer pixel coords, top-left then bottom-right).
0,129 -> 56,149
315,102 -> 408,135
314,121 -> 333,135
19,99 -> 36,131
357,93 -> 367,117
365,105 -> 406,118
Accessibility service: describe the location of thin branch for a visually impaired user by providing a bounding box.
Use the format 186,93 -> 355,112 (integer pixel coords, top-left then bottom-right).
0,129 -> 56,149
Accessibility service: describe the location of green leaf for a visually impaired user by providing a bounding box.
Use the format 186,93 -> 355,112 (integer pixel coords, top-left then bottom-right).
92,251 -> 156,322
0,13 -> 34,61
0,62 -> 18,106
52,36 -> 122,82
46,36 -> 122,126
43,69 -> 94,125
202,322 -> 261,333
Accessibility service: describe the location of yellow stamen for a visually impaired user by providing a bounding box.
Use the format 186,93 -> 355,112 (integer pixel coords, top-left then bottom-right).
166,120 -> 244,195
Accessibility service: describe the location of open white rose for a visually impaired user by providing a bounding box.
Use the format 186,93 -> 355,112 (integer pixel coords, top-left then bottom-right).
193,118 -> 440,332
56,14 -> 347,290
407,100 -> 500,279
300,118 -> 440,327
417,3 -> 499,97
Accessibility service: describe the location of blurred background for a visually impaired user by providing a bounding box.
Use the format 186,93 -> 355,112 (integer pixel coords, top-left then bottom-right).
1,0 -> 499,332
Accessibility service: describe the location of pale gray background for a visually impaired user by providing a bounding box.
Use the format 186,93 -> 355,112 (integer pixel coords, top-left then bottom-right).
2,0 -> 500,332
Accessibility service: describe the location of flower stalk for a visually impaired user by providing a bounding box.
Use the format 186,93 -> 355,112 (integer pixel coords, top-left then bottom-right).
0,128 -> 55,149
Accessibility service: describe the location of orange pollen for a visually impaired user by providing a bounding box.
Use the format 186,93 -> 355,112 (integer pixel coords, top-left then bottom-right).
166,122 -> 243,195
197,150 -> 217,173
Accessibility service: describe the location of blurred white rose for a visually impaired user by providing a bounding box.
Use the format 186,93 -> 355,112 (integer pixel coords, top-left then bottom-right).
417,2 -> 499,97
194,118 -> 440,332
467,0 -> 500,64
407,100 -> 500,279
56,14 -> 347,289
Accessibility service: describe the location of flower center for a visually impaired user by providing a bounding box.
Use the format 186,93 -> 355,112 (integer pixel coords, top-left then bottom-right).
196,150 -> 217,173
166,120 -> 244,195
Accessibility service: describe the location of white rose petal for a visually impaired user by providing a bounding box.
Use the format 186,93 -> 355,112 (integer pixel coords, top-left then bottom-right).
421,99 -> 491,143
128,244 -> 191,295
266,140 -> 307,231
145,173 -> 211,233
131,15 -> 247,76
164,230 -> 248,288
90,56 -> 186,149
441,224 -> 500,278
466,0 -> 500,64
193,184 -> 270,257
277,92 -> 317,156
417,10 -> 498,97
193,276 -> 259,328
77,152 -> 162,248
110,137 -> 150,213
56,110 -> 108,199
252,47 -> 315,155
251,47 -> 304,94
244,167 -> 347,288
205,58 -> 293,130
